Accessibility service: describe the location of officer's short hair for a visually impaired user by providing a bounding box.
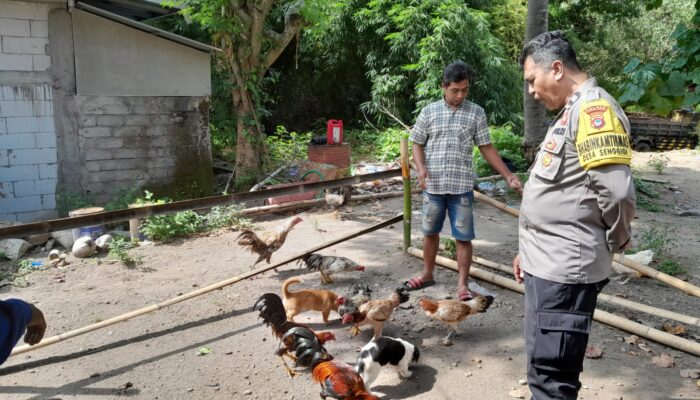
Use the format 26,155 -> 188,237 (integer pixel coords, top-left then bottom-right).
442,61 -> 474,86
519,30 -> 581,71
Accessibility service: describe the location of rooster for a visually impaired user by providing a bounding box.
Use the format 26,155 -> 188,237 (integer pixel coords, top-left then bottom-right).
418,296 -> 494,345
336,282 -> 372,318
283,326 -> 379,400
325,186 -> 352,209
253,293 -> 336,376
342,288 -> 409,338
300,253 -> 366,284
237,216 -> 302,268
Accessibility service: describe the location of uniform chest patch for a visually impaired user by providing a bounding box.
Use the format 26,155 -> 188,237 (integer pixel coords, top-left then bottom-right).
544,139 -> 557,151
542,153 -> 553,167
559,110 -> 569,126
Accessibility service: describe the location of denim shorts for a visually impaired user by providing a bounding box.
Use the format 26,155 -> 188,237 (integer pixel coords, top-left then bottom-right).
421,191 -> 475,241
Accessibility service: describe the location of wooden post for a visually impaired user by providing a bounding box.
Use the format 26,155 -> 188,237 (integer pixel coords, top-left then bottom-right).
400,137 -> 411,252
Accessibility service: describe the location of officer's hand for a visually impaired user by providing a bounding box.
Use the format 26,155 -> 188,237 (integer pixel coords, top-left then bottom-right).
24,303 -> 46,345
506,175 -> 523,195
416,169 -> 428,189
513,254 -> 524,284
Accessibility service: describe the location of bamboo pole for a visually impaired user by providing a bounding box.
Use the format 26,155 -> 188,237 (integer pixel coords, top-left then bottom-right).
400,138 -> 411,252
10,215 -> 403,357
407,247 -> 700,357
473,190 -> 700,298
470,253 -> 699,327
0,169 -> 402,240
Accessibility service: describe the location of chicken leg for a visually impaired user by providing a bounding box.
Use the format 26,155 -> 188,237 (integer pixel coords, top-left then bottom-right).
319,270 -> 333,284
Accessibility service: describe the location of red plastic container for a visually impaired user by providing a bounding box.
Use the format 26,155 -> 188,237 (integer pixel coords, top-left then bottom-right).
326,119 -> 344,144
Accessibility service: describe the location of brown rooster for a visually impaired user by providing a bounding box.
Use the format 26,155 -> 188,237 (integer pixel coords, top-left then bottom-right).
299,253 -> 366,284
253,293 -> 336,376
418,295 -> 494,345
342,287 -> 409,338
237,216 -> 302,268
284,326 -> 379,400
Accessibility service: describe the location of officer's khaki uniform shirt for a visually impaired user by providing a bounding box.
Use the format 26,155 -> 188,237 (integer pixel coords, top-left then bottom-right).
410,99 -> 491,194
519,78 -> 636,284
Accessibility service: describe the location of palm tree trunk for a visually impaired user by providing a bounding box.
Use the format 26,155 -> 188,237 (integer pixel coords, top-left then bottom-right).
523,0 -> 550,162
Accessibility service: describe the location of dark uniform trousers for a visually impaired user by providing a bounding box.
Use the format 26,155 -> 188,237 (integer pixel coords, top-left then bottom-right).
524,272 -> 608,400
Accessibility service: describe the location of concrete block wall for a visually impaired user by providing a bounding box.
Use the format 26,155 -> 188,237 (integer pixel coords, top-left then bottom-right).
0,0 -> 58,222
74,95 -> 213,203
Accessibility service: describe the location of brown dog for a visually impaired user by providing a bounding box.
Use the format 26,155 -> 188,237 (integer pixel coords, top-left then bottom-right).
282,277 -> 339,324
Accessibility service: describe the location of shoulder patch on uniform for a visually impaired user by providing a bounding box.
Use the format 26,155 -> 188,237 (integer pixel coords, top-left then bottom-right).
576,99 -> 631,170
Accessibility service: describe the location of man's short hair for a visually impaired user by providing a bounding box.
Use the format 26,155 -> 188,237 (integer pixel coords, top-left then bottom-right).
442,61 -> 474,86
519,30 -> 581,71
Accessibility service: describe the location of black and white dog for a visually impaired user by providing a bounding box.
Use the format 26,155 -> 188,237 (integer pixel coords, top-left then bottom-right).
354,336 -> 420,389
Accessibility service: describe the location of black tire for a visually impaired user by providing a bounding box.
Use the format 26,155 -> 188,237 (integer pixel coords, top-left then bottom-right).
634,142 -> 652,152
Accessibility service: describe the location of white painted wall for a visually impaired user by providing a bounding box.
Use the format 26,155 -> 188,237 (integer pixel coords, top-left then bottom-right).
0,0 -> 58,222
72,9 -> 211,96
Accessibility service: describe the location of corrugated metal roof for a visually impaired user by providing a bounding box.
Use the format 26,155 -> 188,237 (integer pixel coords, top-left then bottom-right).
75,1 -> 219,53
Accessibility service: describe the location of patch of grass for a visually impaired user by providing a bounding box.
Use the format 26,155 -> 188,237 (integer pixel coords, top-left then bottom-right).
104,187 -> 142,211
440,238 -> 456,259
205,204 -> 252,230
657,259 -> 686,276
473,125 -> 529,177
633,177 -> 663,212
142,211 -> 206,242
646,154 -> 670,174
108,236 -> 141,267
632,224 -> 677,257
0,251 -> 7,261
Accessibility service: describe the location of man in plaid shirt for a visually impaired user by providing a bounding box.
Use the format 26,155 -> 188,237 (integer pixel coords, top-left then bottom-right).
404,61 -> 522,301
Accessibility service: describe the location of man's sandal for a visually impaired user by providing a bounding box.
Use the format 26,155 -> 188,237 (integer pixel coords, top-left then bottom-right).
402,277 -> 436,291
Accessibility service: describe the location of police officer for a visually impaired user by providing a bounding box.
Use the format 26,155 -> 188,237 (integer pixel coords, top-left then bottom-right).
513,31 -> 636,399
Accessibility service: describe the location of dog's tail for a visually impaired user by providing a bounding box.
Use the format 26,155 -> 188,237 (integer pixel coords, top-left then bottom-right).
282,277 -> 302,299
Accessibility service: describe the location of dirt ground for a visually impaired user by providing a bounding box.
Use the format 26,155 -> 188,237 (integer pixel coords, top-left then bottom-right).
0,149 -> 699,400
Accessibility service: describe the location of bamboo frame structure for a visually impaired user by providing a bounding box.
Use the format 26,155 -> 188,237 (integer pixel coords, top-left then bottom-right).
0,169 -> 402,240
472,190 -> 700,298
470,254 -> 699,327
9,215 -> 403,357
400,138 -> 412,252
407,247 -> 700,357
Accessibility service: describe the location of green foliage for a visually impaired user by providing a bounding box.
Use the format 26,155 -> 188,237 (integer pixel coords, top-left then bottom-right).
104,187 -> 142,211
619,2 -> 700,114
472,125 -> 528,177
633,224 -> 677,258
108,237 -> 141,267
56,191 -> 96,217
265,126 -> 313,168
632,177 -> 663,212
205,204 -> 253,230
142,211 -> 206,242
440,237 -> 456,259
0,251 -> 7,261
657,259 -> 686,276
350,0 -> 521,126
348,127 -> 408,162
646,154 -> 670,174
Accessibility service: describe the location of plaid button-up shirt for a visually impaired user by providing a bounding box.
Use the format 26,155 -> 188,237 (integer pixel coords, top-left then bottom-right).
410,99 -> 491,194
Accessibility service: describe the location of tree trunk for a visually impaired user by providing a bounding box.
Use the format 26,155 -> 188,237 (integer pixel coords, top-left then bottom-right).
523,0 -> 550,162
234,89 -> 262,187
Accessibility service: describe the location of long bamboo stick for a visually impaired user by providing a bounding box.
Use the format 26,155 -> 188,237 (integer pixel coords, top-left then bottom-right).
407,247 -> 700,357
10,215 -> 403,357
473,190 -> 700,298
471,254 -> 699,327
400,138 -> 411,252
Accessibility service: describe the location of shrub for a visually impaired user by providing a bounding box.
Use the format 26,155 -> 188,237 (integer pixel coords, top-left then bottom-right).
108,236 -> 141,267
472,125 -> 528,177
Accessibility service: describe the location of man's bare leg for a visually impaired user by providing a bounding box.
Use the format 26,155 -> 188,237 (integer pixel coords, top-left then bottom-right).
420,234 -> 440,282
456,239 -> 473,293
